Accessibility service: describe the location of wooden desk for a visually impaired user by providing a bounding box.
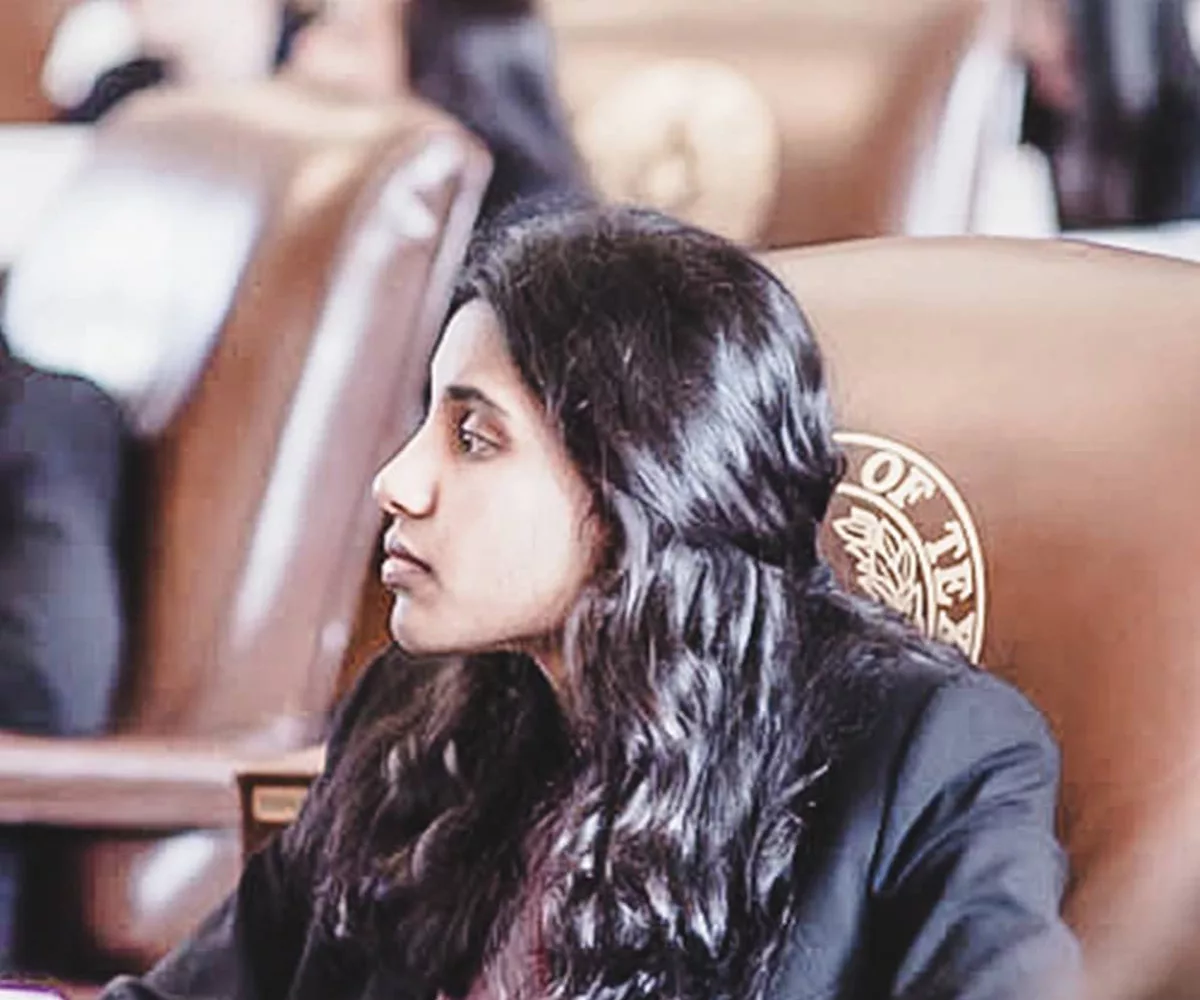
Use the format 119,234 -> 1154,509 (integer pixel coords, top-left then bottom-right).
236,745 -> 325,856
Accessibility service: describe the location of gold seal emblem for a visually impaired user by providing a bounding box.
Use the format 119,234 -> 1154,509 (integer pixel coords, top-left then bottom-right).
820,432 -> 987,663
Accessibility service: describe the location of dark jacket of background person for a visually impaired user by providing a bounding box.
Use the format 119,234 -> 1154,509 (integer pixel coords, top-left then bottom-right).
1024,0 -> 1200,227
0,346 -> 129,968
0,348 -> 128,738
99,645 -> 1079,1000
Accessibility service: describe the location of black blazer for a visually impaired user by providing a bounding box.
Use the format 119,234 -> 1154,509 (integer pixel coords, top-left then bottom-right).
101,648 -> 1079,1000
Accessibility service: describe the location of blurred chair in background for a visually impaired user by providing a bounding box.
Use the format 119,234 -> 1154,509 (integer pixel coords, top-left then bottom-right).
0,78 -> 489,981
545,0 -> 997,247
277,0 -> 1010,248
4,0 -> 1039,252
772,237 -> 1200,1000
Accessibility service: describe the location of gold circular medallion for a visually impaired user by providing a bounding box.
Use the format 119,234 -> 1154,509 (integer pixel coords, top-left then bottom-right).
820,432 -> 987,663
572,57 -> 781,244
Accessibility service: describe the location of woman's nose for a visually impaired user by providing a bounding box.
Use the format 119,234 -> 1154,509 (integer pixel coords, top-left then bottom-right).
372,429 -> 437,518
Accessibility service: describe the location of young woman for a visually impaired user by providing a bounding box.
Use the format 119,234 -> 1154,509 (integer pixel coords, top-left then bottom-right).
102,203 -> 1079,1000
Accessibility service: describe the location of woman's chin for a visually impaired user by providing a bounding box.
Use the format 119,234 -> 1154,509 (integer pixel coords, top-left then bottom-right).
388,601 -> 429,654
388,603 -> 483,658
387,596 -> 545,661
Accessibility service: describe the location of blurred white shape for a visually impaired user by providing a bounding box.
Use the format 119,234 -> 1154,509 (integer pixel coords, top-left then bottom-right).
904,13 -> 1015,237
973,143 -> 1059,238
2,164 -> 261,436
134,830 -> 218,915
0,126 -> 93,265
40,0 -> 142,109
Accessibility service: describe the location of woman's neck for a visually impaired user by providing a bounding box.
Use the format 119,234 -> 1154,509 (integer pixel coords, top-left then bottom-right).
525,638 -> 566,698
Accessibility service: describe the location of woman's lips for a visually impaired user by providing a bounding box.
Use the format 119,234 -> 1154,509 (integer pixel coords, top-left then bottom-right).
381,530 -> 432,589
381,553 -> 431,589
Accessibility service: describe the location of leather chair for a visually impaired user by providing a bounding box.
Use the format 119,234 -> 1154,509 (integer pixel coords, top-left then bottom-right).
0,79 -> 489,977
547,0 -> 991,247
767,236 -> 1200,1000
0,0 -> 75,122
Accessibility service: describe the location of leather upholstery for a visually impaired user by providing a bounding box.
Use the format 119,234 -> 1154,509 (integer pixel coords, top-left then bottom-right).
548,0 -> 986,247
768,236 -> 1200,1000
0,79 -> 490,970
0,0 -> 74,122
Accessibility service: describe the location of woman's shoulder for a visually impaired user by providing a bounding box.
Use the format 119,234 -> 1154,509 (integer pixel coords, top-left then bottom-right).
861,647 -> 1058,775
808,586 -> 1054,777
781,640 -> 1073,999
830,632 -> 1060,806
817,633 -> 1063,878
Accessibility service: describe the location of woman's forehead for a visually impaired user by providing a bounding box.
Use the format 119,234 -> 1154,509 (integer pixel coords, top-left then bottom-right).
430,300 -> 511,393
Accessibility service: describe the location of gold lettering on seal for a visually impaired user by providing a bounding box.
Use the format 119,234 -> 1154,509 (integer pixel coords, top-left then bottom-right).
889,467 -> 938,511
860,450 -> 906,495
936,608 -> 978,652
925,520 -> 969,566
932,559 -> 974,607
827,432 -> 987,664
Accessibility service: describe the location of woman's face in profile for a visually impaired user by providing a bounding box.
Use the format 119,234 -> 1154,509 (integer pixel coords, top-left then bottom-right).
373,300 -> 600,674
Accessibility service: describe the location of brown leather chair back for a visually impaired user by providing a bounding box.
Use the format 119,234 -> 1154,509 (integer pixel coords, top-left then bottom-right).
549,0 -> 985,247
0,0 -> 74,121
766,237 -> 1200,1000
2,80 -> 490,743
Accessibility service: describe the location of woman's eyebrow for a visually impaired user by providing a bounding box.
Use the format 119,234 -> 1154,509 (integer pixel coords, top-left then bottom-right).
444,383 -> 510,418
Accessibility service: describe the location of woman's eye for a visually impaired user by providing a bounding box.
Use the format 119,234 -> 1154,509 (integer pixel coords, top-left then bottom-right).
454,414 -> 499,457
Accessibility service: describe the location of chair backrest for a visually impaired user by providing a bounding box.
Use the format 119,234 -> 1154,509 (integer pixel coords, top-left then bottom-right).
549,0 -> 986,247
1,80 -> 490,742
765,236 -> 1200,999
0,0 -> 75,121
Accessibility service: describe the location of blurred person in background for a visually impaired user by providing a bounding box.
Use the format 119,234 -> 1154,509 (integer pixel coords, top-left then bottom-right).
1018,0 -> 1200,228
42,0 -> 283,121
39,0 -> 590,219
287,0 -> 588,219
0,346 -> 129,969
36,0 -> 586,234
40,0 -> 411,121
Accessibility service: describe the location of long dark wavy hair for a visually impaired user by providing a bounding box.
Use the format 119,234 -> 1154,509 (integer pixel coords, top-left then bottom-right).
291,204 -> 945,1000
